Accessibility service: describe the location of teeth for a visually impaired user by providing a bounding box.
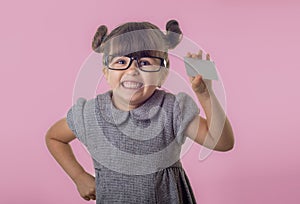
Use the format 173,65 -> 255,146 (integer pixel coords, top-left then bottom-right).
122,81 -> 143,89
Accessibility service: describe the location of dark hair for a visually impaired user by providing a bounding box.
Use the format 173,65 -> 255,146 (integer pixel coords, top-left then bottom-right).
91,20 -> 182,68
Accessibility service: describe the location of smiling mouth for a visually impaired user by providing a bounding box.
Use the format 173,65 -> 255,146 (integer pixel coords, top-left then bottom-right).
121,81 -> 144,89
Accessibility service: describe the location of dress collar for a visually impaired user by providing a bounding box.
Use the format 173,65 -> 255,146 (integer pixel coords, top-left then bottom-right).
97,89 -> 166,125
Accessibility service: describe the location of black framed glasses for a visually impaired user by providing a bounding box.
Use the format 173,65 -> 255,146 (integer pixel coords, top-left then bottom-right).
104,55 -> 167,72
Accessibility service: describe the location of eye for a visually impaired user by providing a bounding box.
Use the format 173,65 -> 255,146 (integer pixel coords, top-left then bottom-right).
111,56 -> 129,65
139,57 -> 162,67
116,59 -> 126,64
139,60 -> 151,66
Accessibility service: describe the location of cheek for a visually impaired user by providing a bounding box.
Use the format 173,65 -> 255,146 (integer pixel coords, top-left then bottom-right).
143,73 -> 162,86
107,72 -> 121,88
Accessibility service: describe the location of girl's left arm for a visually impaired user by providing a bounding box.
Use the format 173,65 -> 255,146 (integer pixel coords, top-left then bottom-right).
185,51 -> 235,151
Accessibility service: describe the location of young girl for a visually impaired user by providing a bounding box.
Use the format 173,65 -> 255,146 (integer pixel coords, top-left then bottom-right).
45,20 -> 234,203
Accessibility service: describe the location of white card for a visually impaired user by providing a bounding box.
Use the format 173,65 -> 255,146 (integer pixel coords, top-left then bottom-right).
184,57 -> 219,80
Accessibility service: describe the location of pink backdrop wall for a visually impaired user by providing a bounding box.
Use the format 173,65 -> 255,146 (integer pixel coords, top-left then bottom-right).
1,0 -> 299,203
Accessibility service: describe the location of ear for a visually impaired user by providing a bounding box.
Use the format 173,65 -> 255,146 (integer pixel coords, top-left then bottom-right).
158,68 -> 169,87
102,67 -> 108,80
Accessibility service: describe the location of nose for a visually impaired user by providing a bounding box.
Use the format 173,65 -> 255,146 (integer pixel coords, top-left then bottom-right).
126,59 -> 140,74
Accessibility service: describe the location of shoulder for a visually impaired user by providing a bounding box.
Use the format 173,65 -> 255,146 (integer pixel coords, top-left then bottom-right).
171,91 -> 200,121
68,93 -> 104,117
70,97 -> 91,111
173,91 -> 195,102
74,91 -> 112,109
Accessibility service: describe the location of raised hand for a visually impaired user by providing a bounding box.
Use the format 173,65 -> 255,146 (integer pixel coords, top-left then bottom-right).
186,50 -> 213,96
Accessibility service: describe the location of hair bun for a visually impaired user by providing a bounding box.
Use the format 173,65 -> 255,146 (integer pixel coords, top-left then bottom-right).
92,25 -> 108,53
165,20 -> 182,49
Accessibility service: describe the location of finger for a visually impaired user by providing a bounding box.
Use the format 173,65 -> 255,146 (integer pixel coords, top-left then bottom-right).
206,53 -> 210,61
195,75 -> 203,82
88,188 -> 95,196
186,52 -> 192,57
192,54 -> 197,58
191,75 -> 203,85
198,50 -> 203,59
89,194 -> 96,200
83,196 -> 90,201
189,76 -> 195,83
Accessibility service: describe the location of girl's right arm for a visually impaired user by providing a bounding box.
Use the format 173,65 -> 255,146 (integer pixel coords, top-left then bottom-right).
45,118 -> 96,201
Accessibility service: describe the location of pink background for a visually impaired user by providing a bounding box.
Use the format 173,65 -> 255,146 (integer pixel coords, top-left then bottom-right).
1,0 -> 299,203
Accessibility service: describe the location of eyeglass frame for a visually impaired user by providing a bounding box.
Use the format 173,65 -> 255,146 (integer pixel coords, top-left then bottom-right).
103,55 -> 168,72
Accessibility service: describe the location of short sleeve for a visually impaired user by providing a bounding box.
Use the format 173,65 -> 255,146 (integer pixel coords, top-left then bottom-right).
66,97 -> 87,146
173,92 -> 200,145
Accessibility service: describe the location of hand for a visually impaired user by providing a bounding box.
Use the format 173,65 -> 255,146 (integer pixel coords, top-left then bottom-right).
186,50 -> 213,96
73,171 -> 96,201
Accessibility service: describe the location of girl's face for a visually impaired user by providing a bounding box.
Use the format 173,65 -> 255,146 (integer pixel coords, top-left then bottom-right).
103,57 -> 168,111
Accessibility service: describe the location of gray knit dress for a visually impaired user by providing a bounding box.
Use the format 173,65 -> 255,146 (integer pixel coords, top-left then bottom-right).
66,89 -> 199,204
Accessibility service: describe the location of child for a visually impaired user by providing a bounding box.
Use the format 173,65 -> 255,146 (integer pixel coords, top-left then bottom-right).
45,20 -> 234,204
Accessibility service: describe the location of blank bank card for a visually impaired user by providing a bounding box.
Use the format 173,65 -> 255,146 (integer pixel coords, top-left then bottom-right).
184,57 -> 219,80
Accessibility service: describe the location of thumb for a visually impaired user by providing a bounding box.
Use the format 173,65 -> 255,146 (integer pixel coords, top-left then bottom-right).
189,76 -> 195,83
192,75 -> 203,84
